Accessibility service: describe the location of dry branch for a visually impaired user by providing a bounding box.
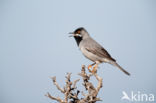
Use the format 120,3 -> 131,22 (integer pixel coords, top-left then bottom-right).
46,65 -> 103,103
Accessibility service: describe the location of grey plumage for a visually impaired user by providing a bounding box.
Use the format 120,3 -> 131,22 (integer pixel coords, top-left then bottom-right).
80,37 -> 116,62
70,27 -> 130,76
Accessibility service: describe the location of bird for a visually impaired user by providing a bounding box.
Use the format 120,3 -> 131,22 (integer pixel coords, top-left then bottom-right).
69,27 -> 130,76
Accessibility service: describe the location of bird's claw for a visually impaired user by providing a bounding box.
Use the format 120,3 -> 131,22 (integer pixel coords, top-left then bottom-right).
88,65 -> 92,73
92,64 -> 98,73
88,64 -> 98,74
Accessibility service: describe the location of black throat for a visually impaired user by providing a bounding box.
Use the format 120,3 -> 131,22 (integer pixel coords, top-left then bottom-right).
74,36 -> 82,46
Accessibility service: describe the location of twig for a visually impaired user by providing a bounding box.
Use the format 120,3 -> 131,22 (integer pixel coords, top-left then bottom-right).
45,92 -> 64,103
51,76 -> 65,93
46,65 -> 103,103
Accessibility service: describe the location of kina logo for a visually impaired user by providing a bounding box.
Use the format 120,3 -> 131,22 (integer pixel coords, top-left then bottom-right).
121,91 -> 155,102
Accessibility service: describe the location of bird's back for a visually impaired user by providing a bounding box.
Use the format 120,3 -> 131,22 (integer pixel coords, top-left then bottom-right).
79,37 -> 116,62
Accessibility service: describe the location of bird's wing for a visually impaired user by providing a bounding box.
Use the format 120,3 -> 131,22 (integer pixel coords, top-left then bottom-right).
84,38 -> 116,62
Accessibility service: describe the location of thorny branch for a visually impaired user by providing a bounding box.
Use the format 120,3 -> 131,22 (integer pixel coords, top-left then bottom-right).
45,65 -> 103,103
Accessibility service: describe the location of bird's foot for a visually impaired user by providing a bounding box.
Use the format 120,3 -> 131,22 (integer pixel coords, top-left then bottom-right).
92,64 -> 98,74
87,64 -> 98,74
88,65 -> 92,73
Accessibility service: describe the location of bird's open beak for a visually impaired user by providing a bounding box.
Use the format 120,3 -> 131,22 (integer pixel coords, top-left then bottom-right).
68,32 -> 75,37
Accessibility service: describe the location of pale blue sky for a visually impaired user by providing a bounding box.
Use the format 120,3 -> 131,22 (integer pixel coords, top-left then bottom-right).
0,0 -> 156,103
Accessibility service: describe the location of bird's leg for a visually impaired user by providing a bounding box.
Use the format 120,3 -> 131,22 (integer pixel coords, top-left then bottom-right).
88,62 -> 96,72
92,64 -> 98,73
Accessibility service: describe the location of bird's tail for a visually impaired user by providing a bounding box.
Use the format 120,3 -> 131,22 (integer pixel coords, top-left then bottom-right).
110,61 -> 130,76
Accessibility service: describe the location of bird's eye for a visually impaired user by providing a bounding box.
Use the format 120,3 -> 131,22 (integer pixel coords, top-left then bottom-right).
77,30 -> 81,34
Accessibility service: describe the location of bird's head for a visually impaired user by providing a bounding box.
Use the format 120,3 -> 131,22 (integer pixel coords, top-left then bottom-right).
69,27 -> 89,39
69,27 -> 90,46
